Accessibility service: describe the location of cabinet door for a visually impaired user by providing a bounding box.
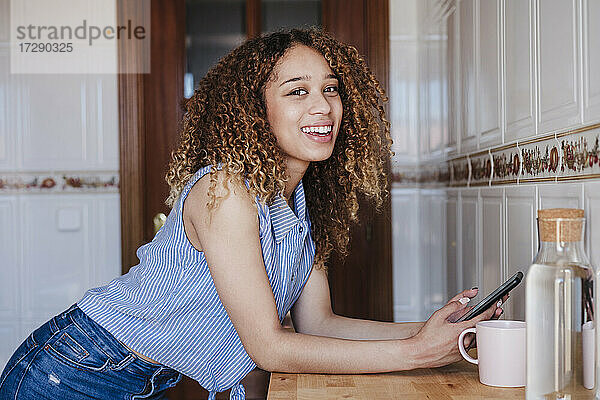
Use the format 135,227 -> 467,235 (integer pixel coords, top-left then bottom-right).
461,189 -> 480,297
392,188 -> 421,322
505,186 -> 536,320
390,37 -> 419,163
447,12 -> 458,154
446,191 -> 459,299
584,182 -> 600,268
422,190 -> 447,317
481,188 -> 504,298
504,0 -> 536,141
0,197 -> 19,370
537,0 -> 581,134
477,0 -> 502,147
538,182 -> 583,210
583,0 -> 600,123
459,0 -> 477,151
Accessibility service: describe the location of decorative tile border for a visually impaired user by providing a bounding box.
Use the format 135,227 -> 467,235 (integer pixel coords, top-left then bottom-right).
450,157 -> 469,187
518,135 -> 559,182
392,123 -> 600,187
469,151 -> 492,186
0,172 -> 119,193
490,144 -> 520,184
558,132 -> 600,177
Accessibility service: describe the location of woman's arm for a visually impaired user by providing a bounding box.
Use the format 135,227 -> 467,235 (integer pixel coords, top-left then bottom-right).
291,267 -> 422,340
184,172 -> 494,373
291,270 -> 481,340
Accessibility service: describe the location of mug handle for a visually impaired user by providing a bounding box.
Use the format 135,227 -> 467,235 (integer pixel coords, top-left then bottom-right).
458,328 -> 478,365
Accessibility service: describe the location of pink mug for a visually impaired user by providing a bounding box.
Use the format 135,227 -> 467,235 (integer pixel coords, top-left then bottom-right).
458,320 -> 526,387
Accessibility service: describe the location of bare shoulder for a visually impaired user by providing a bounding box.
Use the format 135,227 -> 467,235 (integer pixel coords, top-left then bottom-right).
184,169 -> 258,234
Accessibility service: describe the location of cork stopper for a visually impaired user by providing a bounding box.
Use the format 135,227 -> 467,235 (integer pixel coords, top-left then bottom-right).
537,208 -> 584,242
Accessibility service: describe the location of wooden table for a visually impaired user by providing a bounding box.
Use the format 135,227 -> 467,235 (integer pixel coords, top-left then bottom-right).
267,360 -> 525,399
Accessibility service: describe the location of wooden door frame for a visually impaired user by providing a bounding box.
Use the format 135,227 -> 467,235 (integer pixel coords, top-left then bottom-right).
322,0 -> 392,322
117,0 -> 147,272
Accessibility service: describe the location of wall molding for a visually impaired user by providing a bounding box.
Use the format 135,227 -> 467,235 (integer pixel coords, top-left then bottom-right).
0,172 -> 119,193
393,122 -> 600,187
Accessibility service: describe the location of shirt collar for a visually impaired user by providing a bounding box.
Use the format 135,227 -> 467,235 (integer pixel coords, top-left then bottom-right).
269,179 -> 307,243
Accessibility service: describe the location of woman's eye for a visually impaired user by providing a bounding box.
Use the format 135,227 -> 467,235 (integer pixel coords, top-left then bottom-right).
288,88 -> 308,96
324,86 -> 339,94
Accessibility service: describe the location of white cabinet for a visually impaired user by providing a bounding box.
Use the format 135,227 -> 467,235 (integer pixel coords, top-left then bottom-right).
446,191 -> 459,298
427,40 -> 446,155
461,189 -> 480,295
0,48 -> 13,171
18,75 -> 119,171
0,197 -> 18,320
447,12 -> 458,153
459,0 -> 477,151
584,182 -> 600,267
392,188 -> 421,322
537,0 -> 580,134
505,186 -> 537,320
0,194 -> 120,369
583,0 -> 600,123
20,195 -> 121,321
421,190 -> 447,316
538,182 -> 583,210
504,0 -> 536,141
481,188 -> 504,297
390,39 -> 419,164
477,0 -> 502,146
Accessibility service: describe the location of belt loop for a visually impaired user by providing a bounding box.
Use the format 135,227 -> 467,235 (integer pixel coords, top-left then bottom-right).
64,303 -> 78,316
49,317 -> 59,334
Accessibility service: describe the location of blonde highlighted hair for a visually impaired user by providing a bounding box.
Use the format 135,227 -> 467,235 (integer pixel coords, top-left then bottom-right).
166,28 -> 392,269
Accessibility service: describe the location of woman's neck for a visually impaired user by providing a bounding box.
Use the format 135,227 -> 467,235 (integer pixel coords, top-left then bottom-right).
284,159 -> 308,202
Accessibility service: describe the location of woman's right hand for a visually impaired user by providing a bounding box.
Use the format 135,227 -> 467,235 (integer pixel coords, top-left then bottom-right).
409,294 -> 498,368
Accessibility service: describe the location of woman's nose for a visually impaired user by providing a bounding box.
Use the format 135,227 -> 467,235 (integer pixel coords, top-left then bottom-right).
309,92 -> 332,114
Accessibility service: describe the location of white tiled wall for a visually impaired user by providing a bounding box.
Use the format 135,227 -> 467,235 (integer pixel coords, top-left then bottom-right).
393,182 -> 599,322
0,0 -> 121,369
390,0 -> 600,323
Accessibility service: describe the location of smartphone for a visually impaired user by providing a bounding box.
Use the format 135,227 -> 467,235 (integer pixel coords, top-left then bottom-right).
455,271 -> 523,322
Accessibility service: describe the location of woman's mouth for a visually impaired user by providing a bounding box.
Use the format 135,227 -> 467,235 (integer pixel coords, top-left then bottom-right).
300,125 -> 334,143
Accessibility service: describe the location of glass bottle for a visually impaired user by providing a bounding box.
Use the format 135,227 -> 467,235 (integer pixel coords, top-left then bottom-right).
526,208 -> 596,399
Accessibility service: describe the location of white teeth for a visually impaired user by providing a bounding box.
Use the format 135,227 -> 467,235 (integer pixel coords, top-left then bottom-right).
301,125 -> 332,135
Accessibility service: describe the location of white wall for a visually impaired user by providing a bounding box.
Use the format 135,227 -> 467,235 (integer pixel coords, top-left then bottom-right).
0,0 -> 121,368
390,0 -> 600,322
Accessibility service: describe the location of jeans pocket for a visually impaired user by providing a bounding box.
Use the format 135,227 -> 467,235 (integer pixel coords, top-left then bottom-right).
44,325 -> 113,372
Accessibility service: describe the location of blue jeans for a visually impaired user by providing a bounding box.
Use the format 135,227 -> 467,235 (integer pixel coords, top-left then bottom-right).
0,305 -> 181,399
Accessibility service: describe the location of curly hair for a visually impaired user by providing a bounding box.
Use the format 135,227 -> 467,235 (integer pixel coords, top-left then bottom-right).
166,28 -> 392,270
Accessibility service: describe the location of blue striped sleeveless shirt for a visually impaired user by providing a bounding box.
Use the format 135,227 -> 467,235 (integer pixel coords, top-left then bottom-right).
78,165 -> 315,399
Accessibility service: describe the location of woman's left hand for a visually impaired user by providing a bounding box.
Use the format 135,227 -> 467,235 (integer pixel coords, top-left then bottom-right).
445,289 -> 508,350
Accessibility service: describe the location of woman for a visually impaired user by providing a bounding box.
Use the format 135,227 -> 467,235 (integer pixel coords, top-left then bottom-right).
0,29 -> 501,400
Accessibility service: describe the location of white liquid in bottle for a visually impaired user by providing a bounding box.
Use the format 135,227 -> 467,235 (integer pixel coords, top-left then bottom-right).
525,210 -> 595,400
526,263 -> 593,399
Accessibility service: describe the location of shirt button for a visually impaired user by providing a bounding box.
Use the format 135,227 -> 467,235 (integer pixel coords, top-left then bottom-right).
299,226 -> 304,233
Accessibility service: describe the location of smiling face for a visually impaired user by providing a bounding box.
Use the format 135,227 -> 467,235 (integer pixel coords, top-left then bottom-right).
264,44 -> 343,175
